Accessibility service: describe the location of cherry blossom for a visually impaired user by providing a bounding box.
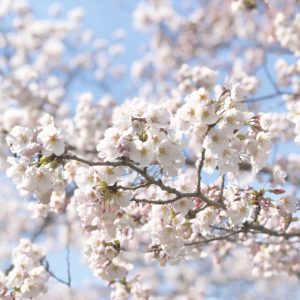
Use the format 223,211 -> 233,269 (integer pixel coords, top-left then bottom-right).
1,0 -> 300,299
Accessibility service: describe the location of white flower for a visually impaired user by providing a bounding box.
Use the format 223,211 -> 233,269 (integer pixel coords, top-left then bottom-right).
75,167 -> 96,189
241,75 -> 259,94
111,282 -> 130,300
130,140 -> 154,167
273,165 -> 286,184
96,166 -> 123,185
146,104 -> 170,127
0,271 -> 6,287
28,202 -> 49,218
177,102 -> 198,124
256,132 -> 272,152
156,139 -> 180,166
219,108 -> 245,132
196,103 -> 218,125
173,198 -> 194,215
20,166 -> 52,199
227,200 -> 250,225
159,226 -> 184,257
37,125 -> 65,156
29,266 -> 49,285
7,267 -> 24,288
189,88 -> 210,104
231,82 -> 246,102
20,278 -> 43,298
35,167 -> 53,194
203,128 -> 229,154
5,240 -> 49,299
281,195 -> 298,213
191,208 -> 218,236
260,113 -> 273,131
97,128 -> 122,160
191,67 -> 218,90
217,148 -> 240,174
39,113 -> 54,126
104,264 -> 127,281
12,254 -> 34,270
6,157 -> 29,187
13,239 -> 44,262
250,150 -> 269,173
113,191 -> 131,207
202,150 -> 217,174
43,39 -> 64,59
6,126 -> 33,154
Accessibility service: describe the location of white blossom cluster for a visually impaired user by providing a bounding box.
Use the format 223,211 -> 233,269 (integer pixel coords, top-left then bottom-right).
0,0 -> 126,157
97,98 -> 185,174
174,83 -> 272,174
275,13 -> 300,57
260,113 -> 295,141
1,0 -> 300,299
251,242 -> 300,278
71,93 -> 114,152
0,239 -> 49,299
6,115 -> 65,210
130,0 -> 290,99
231,63 -> 260,95
4,79 -> 277,286
275,59 -> 300,86
84,231 -> 127,282
276,154 -> 300,186
73,165 -> 133,282
178,64 -> 218,92
287,103 -> 300,146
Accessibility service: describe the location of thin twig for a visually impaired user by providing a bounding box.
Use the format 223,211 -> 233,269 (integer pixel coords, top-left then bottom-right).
66,222 -> 71,287
185,230 -> 243,246
263,61 -> 280,93
43,259 -> 71,287
197,149 -> 206,194
219,174 -> 225,203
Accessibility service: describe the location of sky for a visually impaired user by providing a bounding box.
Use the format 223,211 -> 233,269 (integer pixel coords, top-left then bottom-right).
30,0 -> 143,84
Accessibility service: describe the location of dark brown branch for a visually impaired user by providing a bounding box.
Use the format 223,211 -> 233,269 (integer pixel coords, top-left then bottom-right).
186,204 -> 209,219
60,153 -> 226,209
115,182 -> 151,191
131,195 -> 182,205
247,223 -> 300,239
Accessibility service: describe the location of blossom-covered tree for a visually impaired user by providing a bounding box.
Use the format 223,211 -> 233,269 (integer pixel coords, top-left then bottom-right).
1,0 -> 300,299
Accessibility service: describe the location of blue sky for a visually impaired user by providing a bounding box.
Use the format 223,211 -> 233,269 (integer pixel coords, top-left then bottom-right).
29,0 -> 143,72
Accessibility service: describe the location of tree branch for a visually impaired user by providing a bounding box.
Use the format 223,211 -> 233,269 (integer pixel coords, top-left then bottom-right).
185,230 -> 243,246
